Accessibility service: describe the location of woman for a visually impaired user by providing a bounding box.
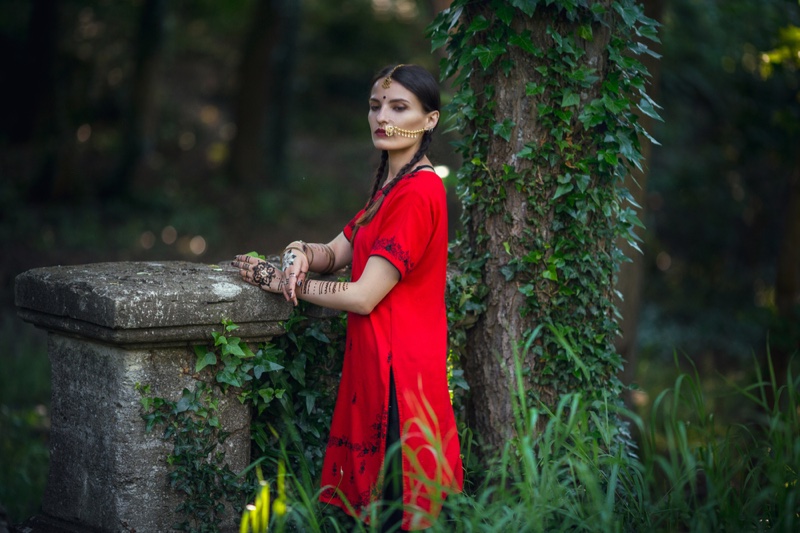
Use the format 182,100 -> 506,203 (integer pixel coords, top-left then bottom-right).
232,64 -> 463,531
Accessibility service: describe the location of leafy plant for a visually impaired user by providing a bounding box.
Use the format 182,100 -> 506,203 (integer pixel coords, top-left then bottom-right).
138,309 -> 345,532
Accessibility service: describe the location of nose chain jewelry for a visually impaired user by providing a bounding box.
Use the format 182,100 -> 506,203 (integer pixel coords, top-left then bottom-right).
385,125 -> 426,138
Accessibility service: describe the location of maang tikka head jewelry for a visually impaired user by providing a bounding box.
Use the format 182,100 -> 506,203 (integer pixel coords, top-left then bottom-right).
382,64 -> 405,89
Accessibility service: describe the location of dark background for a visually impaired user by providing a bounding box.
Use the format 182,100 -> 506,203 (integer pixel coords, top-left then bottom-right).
1,0 -> 798,524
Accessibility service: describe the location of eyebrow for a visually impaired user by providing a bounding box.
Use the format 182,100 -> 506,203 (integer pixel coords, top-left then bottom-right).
369,97 -> 411,104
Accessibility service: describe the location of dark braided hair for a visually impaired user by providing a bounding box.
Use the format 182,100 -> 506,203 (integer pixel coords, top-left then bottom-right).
356,64 -> 440,227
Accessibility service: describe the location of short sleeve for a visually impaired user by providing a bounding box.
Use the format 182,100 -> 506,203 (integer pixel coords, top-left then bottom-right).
369,182 -> 438,278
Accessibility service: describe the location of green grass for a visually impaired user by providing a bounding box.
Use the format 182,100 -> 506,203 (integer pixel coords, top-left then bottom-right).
239,353 -> 799,532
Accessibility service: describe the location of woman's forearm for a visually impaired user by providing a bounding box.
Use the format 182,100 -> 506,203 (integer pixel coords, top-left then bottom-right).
297,256 -> 399,315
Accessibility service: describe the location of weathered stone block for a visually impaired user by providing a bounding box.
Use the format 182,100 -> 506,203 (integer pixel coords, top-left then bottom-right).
15,261 -> 293,532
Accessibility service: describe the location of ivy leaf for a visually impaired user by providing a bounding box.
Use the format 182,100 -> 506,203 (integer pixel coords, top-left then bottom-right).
637,97 -> 663,121
223,342 -> 245,357
496,4 -> 515,25
612,1 -> 641,28
466,15 -> 490,35
253,360 -> 283,379
258,387 -> 275,404
542,264 -> 558,281
525,82 -> 545,96
553,183 -> 573,200
509,32 -> 538,55
473,43 -> 506,69
509,0 -> 537,17
195,351 -> 217,372
492,119 -> 515,141
561,91 -> 581,107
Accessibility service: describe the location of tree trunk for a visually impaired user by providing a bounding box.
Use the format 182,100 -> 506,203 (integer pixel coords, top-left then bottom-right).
107,0 -> 166,199
770,162 -> 800,403
615,0 -> 665,403
460,3 -> 616,450
229,0 -> 282,189
265,0 -> 301,182
20,0 -> 63,202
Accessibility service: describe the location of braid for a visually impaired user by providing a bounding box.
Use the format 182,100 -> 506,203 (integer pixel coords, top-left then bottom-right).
356,131 -> 433,227
367,151 -> 389,205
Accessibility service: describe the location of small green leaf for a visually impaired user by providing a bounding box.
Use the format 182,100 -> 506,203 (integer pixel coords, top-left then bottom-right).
492,119 -> 515,141
525,82 -> 545,96
195,351 -> 217,372
509,32 -> 538,55
542,265 -> 558,281
466,15 -> 490,35
561,91 -> 581,107
637,97 -> 663,121
473,43 -> 506,69
509,0 -> 536,17
553,183 -> 573,200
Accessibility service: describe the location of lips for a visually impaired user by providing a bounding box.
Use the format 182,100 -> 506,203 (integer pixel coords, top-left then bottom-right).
375,128 -> 387,137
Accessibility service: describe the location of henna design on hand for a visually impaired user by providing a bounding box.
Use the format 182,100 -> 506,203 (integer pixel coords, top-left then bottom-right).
282,250 -> 297,270
252,262 -> 278,290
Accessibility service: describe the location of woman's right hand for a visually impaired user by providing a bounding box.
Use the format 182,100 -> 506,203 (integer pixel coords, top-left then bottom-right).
281,241 -> 310,305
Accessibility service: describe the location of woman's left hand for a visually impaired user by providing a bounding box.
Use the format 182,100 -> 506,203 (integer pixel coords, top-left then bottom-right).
232,255 -> 288,295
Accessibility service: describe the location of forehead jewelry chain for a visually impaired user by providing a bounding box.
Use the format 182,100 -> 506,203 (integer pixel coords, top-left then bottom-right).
385,125 -> 426,138
382,64 -> 405,89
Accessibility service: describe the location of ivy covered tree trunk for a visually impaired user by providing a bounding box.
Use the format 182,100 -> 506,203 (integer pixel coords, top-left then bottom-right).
431,0 -> 658,450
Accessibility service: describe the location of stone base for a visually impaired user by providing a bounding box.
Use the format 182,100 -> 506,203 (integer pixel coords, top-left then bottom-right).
43,335 -> 249,533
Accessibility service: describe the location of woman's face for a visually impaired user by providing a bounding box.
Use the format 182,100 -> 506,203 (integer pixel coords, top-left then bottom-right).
368,79 -> 439,153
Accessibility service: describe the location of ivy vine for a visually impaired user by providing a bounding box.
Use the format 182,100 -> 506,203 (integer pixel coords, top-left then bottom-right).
137,309 -> 345,532
430,0 -> 660,429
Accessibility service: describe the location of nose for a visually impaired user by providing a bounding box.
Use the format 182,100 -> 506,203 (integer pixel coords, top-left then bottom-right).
375,106 -> 389,125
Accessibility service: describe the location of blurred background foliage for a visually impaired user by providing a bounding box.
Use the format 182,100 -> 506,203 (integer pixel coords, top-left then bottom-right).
0,0 -> 798,525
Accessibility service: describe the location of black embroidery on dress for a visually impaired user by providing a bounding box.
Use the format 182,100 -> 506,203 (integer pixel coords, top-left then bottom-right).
387,351 -> 393,364
371,409 -> 386,442
332,461 -> 338,477
372,237 -> 414,272
327,434 -> 380,457
359,460 -> 366,475
321,486 -> 336,501
352,392 -> 357,404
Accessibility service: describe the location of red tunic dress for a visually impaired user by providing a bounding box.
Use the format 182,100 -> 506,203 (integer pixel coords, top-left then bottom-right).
319,169 -> 463,530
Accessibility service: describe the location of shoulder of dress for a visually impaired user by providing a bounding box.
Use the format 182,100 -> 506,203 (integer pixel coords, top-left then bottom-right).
397,170 -> 445,196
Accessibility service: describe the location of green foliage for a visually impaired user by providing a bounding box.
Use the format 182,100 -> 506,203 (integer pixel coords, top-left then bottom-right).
429,0 -> 659,426
137,380 -> 248,532
215,353 -> 800,532
138,310 -> 345,532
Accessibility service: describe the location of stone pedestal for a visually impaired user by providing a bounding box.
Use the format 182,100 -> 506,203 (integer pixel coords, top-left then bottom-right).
15,261 -> 293,532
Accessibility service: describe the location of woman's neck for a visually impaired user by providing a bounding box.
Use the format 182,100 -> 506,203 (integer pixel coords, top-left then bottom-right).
384,151 -> 430,187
